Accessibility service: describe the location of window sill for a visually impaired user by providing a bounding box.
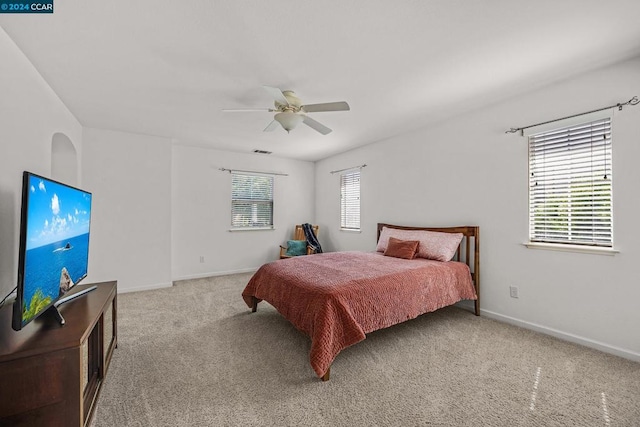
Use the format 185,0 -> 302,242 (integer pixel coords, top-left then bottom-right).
228,227 -> 275,232
340,228 -> 361,233
523,242 -> 619,256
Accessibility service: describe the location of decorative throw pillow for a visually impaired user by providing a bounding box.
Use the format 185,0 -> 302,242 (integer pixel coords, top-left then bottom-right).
285,240 -> 307,256
384,237 -> 420,260
377,227 -> 463,262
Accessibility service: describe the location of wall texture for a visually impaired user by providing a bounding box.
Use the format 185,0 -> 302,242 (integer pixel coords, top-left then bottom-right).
171,145 -> 315,280
0,27 -> 82,301
315,58 -> 640,360
81,128 -> 173,293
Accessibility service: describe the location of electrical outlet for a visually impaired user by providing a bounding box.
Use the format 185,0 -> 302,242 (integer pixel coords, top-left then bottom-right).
509,286 -> 519,298
199,256 -> 204,263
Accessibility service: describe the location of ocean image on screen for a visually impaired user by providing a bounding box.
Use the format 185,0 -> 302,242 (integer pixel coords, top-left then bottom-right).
21,175 -> 91,324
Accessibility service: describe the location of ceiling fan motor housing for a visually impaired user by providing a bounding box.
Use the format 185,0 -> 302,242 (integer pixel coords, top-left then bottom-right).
276,91 -> 303,112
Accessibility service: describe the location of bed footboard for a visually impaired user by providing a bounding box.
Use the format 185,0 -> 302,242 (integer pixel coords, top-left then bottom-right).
321,367 -> 330,381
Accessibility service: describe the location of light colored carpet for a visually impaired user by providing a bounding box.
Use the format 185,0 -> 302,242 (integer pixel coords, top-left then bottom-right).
92,274 -> 640,426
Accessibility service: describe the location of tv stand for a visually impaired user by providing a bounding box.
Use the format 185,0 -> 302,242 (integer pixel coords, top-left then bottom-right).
0,281 -> 117,427
50,285 -> 98,326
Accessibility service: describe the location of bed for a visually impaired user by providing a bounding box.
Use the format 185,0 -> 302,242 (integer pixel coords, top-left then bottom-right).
242,223 -> 480,380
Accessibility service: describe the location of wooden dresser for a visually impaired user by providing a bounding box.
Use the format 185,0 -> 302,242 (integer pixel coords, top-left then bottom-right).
0,281 -> 117,427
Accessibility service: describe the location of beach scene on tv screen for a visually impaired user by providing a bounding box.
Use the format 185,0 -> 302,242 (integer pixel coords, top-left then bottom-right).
22,176 -> 91,323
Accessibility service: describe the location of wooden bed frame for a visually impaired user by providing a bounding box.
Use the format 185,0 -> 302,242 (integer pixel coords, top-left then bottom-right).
250,223 -> 480,381
377,223 -> 480,316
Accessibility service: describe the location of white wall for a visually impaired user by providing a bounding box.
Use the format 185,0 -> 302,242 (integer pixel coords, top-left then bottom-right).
0,27 -> 82,301
51,132 -> 79,186
316,57 -> 640,360
81,128 -> 172,293
171,145 -> 315,280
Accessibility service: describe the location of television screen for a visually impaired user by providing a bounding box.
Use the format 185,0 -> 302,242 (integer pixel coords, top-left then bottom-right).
12,172 -> 92,331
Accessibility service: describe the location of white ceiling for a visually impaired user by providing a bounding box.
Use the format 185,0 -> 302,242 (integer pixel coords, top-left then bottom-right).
2,1 -> 640,161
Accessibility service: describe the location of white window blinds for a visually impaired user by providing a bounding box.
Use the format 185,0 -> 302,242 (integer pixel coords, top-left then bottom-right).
340,170 -> 360,230
231,173 -> 274,228
528,118 -> 612,247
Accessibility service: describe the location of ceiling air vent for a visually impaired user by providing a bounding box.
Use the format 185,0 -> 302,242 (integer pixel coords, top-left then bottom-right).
253,149 -> 272,155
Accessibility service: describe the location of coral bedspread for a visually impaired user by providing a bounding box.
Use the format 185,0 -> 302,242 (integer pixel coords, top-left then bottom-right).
242,251 -> 477,378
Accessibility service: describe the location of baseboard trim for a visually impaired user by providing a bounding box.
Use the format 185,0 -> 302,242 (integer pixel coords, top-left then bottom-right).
480,308 -> 640,363
118,281 -> 173,294
172,267 -> 258,282
116,269 -> 259,294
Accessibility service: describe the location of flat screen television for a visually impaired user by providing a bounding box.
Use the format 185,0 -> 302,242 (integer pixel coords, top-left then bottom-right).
12,171 -> 93,331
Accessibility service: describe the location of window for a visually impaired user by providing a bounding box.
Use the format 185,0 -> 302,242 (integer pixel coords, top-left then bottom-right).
231,173 -> 273,229
528,118 -> 612,247
340,170 -> 360,231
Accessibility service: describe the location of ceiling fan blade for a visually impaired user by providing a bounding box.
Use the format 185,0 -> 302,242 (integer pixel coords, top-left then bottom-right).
263,120 -> 280,132
222,108 -> 273,112
302,116 -> 332,135
301,101 -> 350,113
263,86 -> 290,106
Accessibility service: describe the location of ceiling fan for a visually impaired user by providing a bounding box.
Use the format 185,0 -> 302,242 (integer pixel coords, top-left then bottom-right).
223,86 -> 350,135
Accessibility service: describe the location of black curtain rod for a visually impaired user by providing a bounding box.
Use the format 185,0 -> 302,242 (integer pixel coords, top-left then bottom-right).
506,96 -> 639,135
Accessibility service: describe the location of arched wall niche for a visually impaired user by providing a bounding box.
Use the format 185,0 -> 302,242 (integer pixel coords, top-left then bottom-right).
51,132 -> 78,185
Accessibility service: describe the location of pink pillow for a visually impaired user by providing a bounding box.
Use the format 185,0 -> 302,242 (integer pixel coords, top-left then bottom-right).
384,237 -> 420,260
376,227 -> 463,262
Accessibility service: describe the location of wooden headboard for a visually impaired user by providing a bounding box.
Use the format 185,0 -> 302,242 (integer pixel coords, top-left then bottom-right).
377,223 -> 480,316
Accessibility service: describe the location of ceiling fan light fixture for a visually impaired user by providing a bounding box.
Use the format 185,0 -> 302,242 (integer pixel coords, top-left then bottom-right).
274,111 -> 304,133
